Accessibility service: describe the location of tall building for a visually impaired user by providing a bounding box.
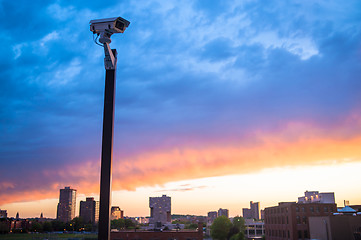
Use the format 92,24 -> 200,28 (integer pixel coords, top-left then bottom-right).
243,201 -> 260,219
111,206 -> 124,220
207,211 -> 218,223
56,186 -> 77,222
264,202 -> 336,240
218,208 -> 229,218
80,197 -> 99,223
149,195 -> 171,225
297,190 -> 335,204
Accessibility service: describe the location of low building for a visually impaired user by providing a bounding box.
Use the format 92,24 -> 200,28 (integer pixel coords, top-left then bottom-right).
264,202 -> 336,240
244,219 -> 265,239
309,214 -> 361,240
0,209 -> 7,218
111,222 -> 203,240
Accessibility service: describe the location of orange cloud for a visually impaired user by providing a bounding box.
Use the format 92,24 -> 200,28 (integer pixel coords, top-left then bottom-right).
1,118 -> 361,206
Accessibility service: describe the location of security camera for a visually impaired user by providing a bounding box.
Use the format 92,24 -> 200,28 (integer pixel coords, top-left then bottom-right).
90,17 -> 130,43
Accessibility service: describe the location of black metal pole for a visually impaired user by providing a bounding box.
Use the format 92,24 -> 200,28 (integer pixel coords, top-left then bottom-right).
98,49 -> 117,240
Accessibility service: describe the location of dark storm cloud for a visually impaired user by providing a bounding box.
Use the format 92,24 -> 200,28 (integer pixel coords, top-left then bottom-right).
1,0 -> 361,204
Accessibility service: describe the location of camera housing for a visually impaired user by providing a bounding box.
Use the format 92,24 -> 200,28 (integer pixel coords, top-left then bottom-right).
90,17 -> 130,43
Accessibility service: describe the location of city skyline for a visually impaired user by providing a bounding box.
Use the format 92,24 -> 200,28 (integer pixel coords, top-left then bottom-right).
1,1 -> 361,219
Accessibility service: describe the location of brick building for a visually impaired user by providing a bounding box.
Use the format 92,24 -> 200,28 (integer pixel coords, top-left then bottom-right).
309,215 -> 361,240
264,202 -> 336,240
111,223 -> 203,240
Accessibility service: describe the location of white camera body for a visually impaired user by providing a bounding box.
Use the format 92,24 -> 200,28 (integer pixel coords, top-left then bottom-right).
90,17 -> 130,43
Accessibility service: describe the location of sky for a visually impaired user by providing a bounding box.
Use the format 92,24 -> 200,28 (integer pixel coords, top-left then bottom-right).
1,0 -> 361,218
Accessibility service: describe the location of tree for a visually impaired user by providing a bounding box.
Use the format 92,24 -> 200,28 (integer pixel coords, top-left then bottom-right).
0,219 -> 9,234
30,222 -> 43,232
211,216 -> 232,240
230,232 -> 245,240
43,221 -> 53,232
111,219 -> 125,230
185,223 -> 198,229
228,217 -> 246,240
51,220 -> 65,231
232,217 -> 245,232
124,219 -> 135,229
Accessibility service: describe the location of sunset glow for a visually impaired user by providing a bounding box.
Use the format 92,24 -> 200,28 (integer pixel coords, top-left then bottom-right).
1,0 -> 361,219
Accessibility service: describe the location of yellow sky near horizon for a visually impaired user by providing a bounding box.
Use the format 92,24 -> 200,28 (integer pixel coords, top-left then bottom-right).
2,160 -> 360,219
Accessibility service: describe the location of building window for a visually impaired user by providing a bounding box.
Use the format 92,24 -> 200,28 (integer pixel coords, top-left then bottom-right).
304,230 -> 309,238
298,230 -> 302,239
288,231 -> 290,238
287,216 -> 289,224
302,216 -> 307,224
324,207 -> 328,212
296,207 -> 300,212
316,207 -> 320,213
301,207 -> 305,212
310,207 -> 314,213
296,216 -> 301,224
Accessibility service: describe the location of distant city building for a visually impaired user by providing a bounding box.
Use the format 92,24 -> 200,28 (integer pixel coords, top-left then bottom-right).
297,190 -> 335,204
260,209 -> 265,220
218,208 -> 229,218
207,211 -> 218,223
111,206 -> 124,220
149,195 -> 171,225
56,186 -> 77,222
0,209 -> 7,218
135,217 -> 149,224
309,215 -> 361,240
16,212 -> 19,220
264,202 -> 336,240
80,197 -> 99,224
242,201 -> 260,219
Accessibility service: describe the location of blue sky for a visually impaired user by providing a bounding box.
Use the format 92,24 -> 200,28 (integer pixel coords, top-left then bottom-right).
1,0 -> 361,217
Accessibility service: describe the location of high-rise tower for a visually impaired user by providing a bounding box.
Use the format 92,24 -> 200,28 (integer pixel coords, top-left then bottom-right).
80,197 -> 99,223
56,186 -> 77,222
149,195 -> 171,225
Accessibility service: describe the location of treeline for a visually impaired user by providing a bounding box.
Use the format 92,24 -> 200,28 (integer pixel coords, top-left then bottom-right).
110,218 -> 136,230
0,217 -> 96,234
0,217 -> 139,234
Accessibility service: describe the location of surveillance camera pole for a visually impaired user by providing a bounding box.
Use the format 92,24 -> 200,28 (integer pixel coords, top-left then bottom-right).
98,42 -> 117,240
